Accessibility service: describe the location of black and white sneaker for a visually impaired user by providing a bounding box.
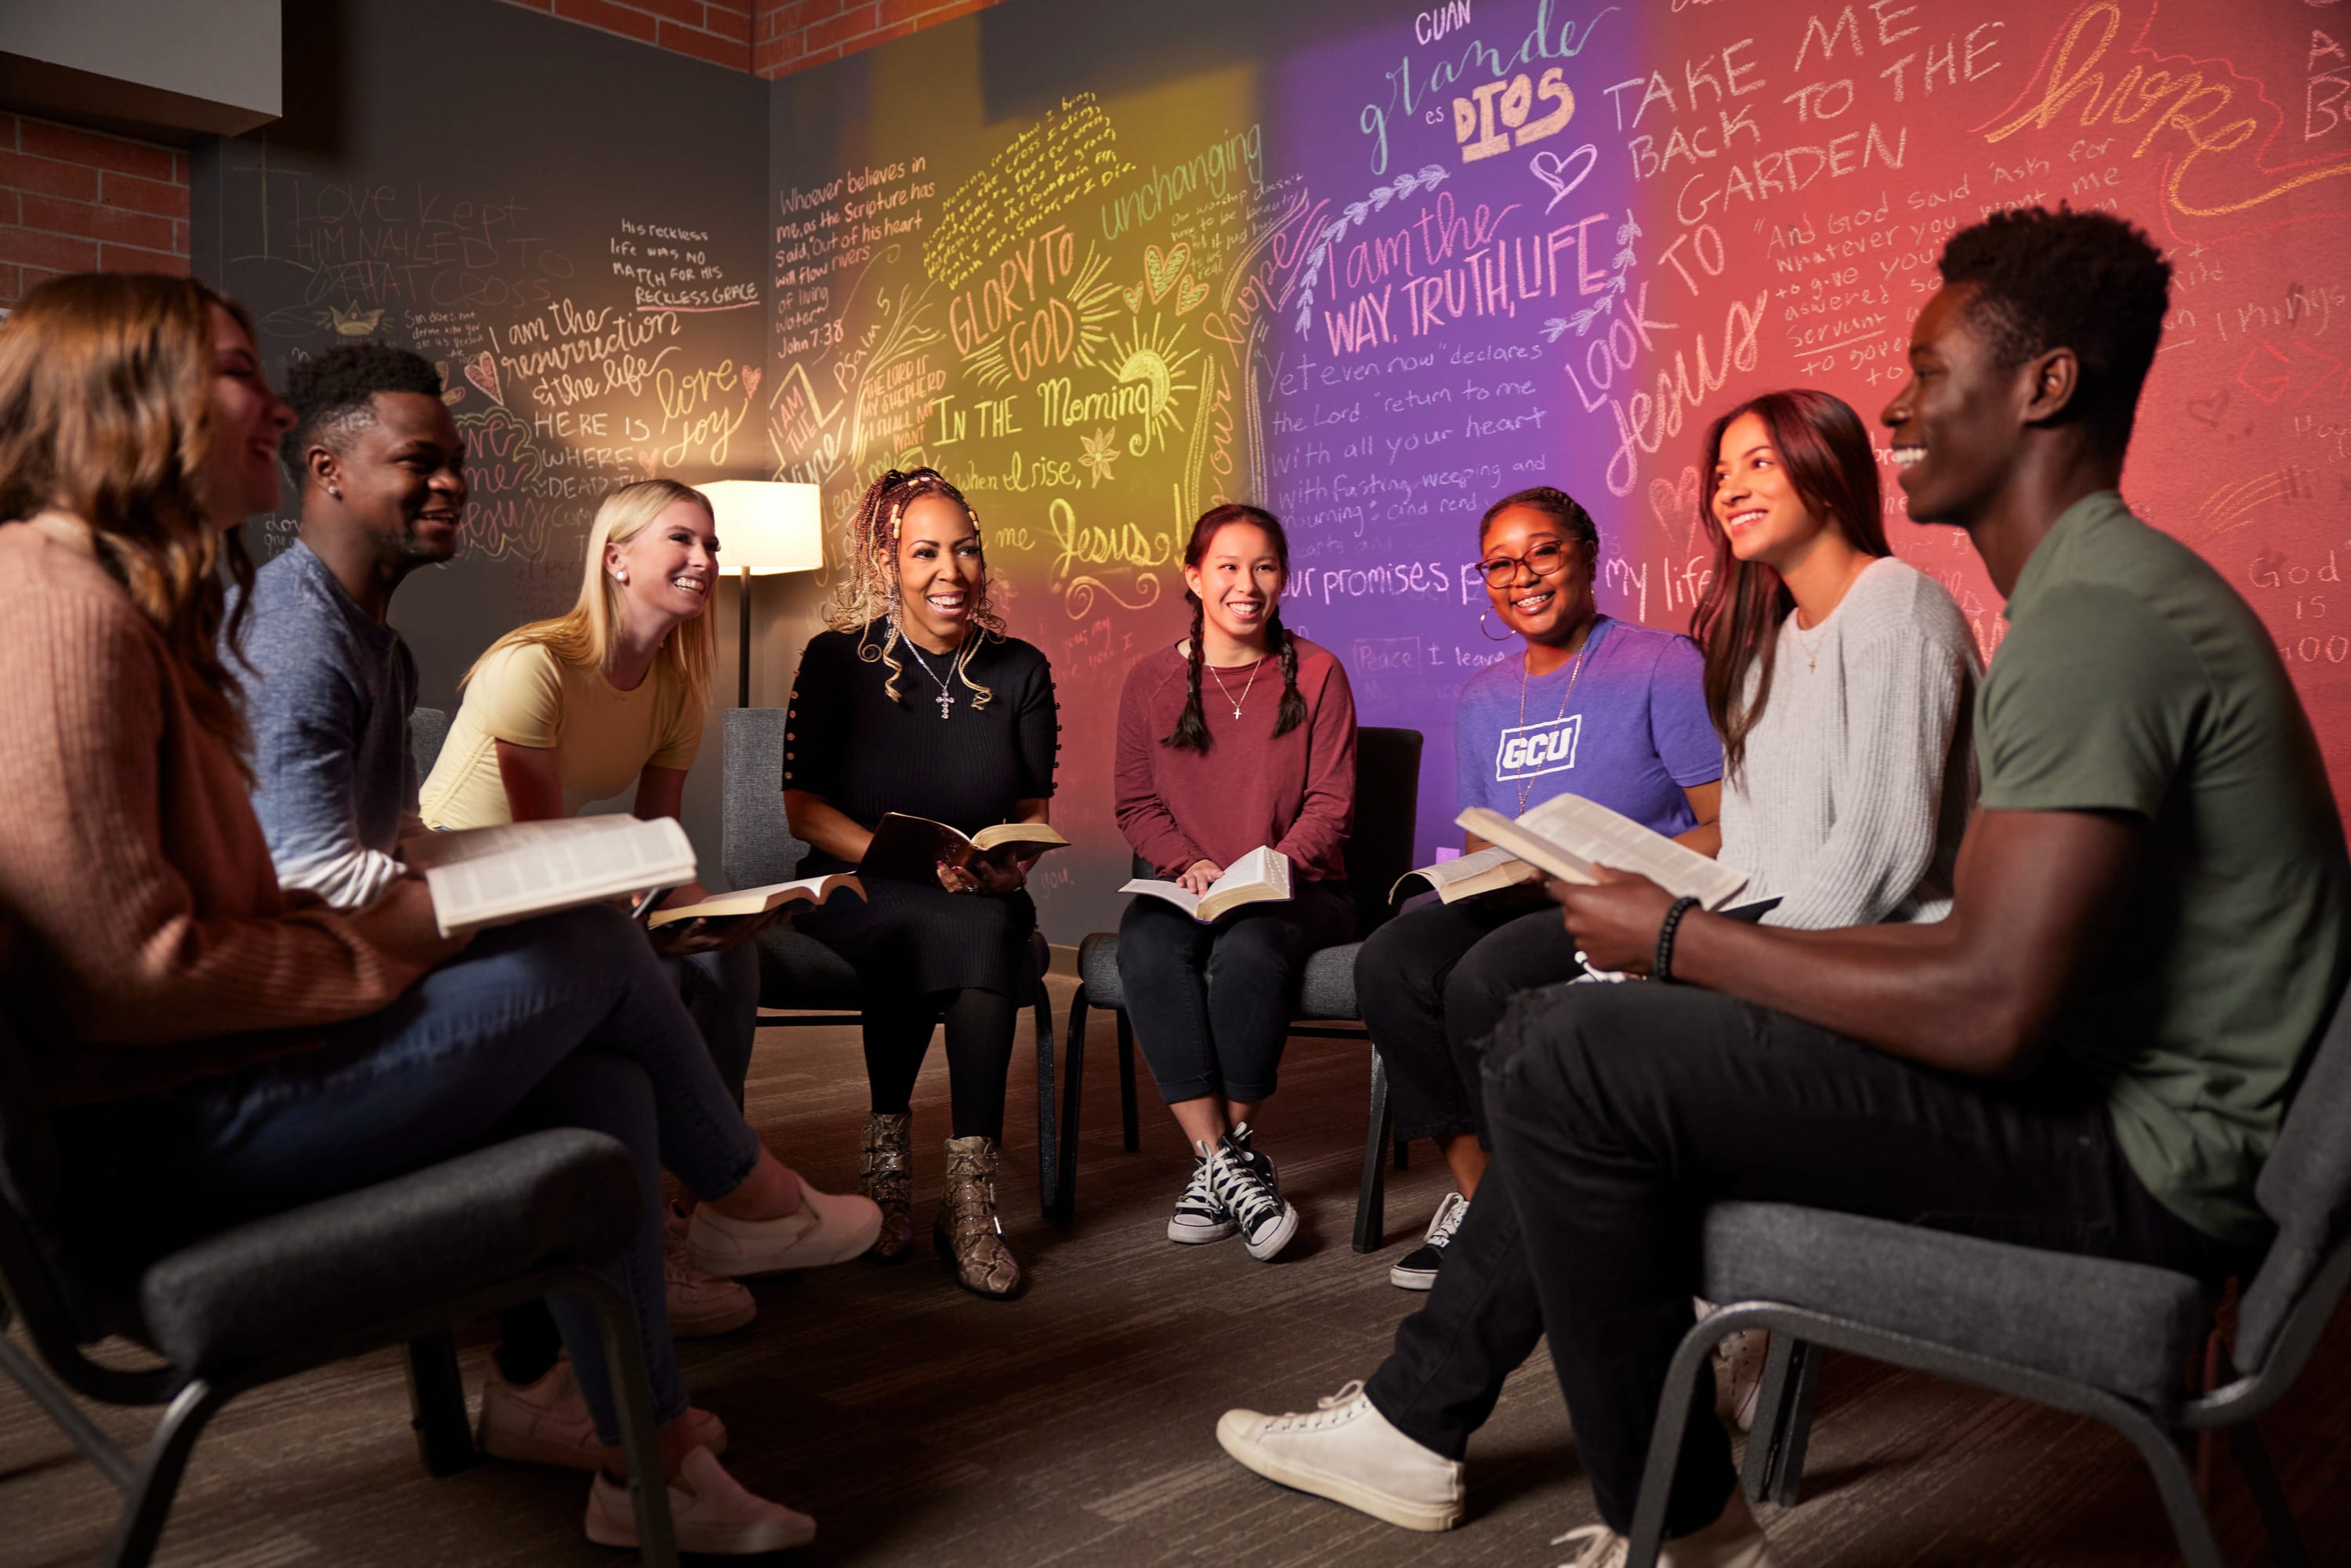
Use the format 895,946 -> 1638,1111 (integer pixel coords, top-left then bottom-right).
1388,1191 -> 1469,1291
1200,1123 -> 1299,1261
1168,1150 -> 1239,1244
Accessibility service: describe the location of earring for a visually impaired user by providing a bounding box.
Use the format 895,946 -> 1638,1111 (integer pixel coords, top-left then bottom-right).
614,570 -> 628,585
1478,610 -> 1515,643
327,486 -> 341,499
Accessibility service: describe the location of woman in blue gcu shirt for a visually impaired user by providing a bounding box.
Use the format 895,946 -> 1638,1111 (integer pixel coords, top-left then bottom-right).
1353,486 -> 1721,1289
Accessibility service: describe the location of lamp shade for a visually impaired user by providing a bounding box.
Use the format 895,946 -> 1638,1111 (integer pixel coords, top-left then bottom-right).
697,480 -> 822,575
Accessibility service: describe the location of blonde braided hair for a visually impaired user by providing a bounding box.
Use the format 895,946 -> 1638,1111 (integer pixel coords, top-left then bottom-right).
822,465 -> 1006,708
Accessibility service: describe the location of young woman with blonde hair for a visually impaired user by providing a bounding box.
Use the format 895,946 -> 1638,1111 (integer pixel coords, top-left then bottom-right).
0,273 -> 874,1553
784,465 -> 1060,1300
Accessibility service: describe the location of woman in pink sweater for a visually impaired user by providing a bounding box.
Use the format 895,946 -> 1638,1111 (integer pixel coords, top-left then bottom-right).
0,274 -> 873,1555
1113,504 -> 1357,1262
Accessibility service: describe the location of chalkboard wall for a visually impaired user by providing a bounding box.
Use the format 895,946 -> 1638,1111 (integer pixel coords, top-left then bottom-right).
194,0 -> 2351,939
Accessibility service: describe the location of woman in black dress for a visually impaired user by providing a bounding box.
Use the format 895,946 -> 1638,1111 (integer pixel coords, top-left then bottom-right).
783,467 -> 1057,1299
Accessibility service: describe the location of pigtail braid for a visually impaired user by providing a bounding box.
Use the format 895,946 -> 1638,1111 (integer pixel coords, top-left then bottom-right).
1161,591 -> 1212,752
1266,607 -> 1306,737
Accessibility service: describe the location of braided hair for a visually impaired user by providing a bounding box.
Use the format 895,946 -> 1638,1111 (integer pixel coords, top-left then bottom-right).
1161,502 -> 1306,753
821,465 -> 1006,708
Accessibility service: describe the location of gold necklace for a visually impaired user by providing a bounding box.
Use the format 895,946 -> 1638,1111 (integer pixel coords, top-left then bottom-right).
1514,621 -> 1595,813
1206,655 -> 1266,720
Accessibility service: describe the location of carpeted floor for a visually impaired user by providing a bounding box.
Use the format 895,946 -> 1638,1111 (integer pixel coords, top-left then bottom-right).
5,973 -> 2347,1566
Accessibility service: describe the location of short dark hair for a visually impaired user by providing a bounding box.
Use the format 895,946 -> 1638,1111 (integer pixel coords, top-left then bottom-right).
1477,485 -> 1599,555
1937,205 -> 2171,454
281,342 -> 444,485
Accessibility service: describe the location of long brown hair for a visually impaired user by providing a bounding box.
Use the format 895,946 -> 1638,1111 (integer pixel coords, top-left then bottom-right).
1688,389 -> 1889,781
462,479 -> 716,712
0,273 -> 263,768
1162,502 -> 1306,753
823,465 -> 1005,708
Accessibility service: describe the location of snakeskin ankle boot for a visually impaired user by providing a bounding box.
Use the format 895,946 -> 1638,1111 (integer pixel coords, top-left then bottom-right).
933,1135 -> 1021,1299
859,1113 -> 914,1262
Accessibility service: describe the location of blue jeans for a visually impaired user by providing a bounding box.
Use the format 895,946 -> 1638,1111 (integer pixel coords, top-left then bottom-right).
668,941 -> 761,1106
70,904 -> 762,1443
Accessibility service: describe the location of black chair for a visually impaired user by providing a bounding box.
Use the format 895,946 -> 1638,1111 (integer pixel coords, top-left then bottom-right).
720,708 -> 1059,1195
0,1007 -> 680,1568
408,704 -> 451,779
1624,978 -> 2351,1568
1054,726 -> 1425,1246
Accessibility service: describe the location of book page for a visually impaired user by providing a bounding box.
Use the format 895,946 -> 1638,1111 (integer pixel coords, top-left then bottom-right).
1117,878 -> 1203,918
420,817 -> 697,935
970,821 -> 1070,852
1212,845 -> 1287,901
648,872 -> 865,927
1457,796 -> 1747,910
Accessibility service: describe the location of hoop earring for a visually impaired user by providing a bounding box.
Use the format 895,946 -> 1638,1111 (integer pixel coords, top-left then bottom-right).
1478,610 -> 1515,643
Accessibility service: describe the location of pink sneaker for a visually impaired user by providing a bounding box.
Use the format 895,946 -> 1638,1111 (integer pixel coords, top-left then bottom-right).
476,1359 -> 726,1471
665,1205 -> 757,1337
585,1444 -> 816,1555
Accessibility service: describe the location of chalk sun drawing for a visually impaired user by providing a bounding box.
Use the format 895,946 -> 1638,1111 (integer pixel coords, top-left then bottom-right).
1104,314 -> 1199,458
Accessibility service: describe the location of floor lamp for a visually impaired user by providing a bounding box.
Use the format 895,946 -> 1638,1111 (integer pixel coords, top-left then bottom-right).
697,480 -> 823,707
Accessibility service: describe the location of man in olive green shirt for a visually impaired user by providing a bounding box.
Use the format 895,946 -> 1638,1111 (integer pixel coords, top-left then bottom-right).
1347,208 -> 2348,1566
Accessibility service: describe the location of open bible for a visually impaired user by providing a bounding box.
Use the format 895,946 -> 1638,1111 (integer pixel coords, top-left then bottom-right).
1121,846 -> 1291,923
1454,793 -> 1748,910
1388,845 -> 1545,905
647,873 -> 866,930
405,815 -> 697,938
857,813 -> 1069,884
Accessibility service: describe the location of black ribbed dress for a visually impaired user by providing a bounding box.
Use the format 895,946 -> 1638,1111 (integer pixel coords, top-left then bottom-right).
784,621 -> 1059,994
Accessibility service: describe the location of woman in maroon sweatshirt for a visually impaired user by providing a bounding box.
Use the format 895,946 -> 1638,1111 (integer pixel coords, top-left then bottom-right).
1113,504 -> 1357,1262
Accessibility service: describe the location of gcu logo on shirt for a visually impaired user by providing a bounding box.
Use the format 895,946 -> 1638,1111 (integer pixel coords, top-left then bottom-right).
1495,715 -> 1581,780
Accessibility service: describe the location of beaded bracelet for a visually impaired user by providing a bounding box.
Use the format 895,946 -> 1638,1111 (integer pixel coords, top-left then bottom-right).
1654,895 -> 1701,983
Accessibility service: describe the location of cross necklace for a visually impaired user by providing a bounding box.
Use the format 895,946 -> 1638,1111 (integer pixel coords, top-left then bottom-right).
902,636 -> 962,719
1206,654 -> 1266,720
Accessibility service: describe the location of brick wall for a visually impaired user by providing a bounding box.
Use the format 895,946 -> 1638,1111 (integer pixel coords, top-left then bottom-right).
498,0 -> 755,71
0,114 -> 190,307
753,0 -> 1009,78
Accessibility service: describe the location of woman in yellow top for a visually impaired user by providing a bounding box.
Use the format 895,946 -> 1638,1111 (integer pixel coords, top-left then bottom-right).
423,479 -> 773,1351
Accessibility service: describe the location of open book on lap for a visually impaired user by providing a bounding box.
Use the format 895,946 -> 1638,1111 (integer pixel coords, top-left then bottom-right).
647,873 -> 865,930
1455,793 -> 1748,911
1121,845 -> 1292,924
1388,845 -> 1545,905
405,815 -> 697,938
857,813 -> 1070,884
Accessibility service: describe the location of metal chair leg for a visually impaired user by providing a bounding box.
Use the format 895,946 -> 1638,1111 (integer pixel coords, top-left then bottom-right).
404,1331 -> 474,1477
1032,987 -> 1058,1215
1625,1320 -> 1722,1568
1055,993 -> 1089,1222
574,1275 -> 678,1568
1744,1334 -> 1819,1508
2110,1409 -> 2226,1568
2229,1420 -> 2309,1568
1115,1010 -> 1140,1153
105,1377 -> 232,1568
1353,1048 -> 1393,1253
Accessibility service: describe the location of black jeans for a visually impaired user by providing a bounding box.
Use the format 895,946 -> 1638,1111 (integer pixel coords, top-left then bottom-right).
1118,882 -> 1356,1104
1368,980 -> 2250,1538
1353,889 -> 1578,1146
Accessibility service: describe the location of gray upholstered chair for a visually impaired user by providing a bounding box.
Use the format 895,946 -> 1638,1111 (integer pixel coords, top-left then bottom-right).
720,708 -> 1058,1195
408,704 -> 451,780
0,1005 -> 680,1568
1053,726 -> 1425,1247
1622,979 -> 2351,1568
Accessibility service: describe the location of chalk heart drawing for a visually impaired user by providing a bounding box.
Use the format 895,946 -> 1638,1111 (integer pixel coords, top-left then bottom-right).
1530,144 -> 1599,215
740,365 -> 763,400
1176,277 -> 1209,314
1649,465 -> 1704,553
464,351 -> 504,408
637,450 -> 659,478
1122,283 -> 1144,313
2186,390 -> 2231,428
1144,243 -> 1190,303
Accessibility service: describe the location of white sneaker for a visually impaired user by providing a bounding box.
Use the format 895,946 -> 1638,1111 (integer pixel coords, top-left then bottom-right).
1216,1378 -> 1464,1532
1200,1124 -> 1298,1261
1713,1328 -> 1769,1435
665,1205 -> 756,1337
1551,1498 -> 1770,1568
1168,1150 -> 1238,1244
476,1359 -> 726,1472
1389,1191 -> 1469,1290
686,1183 -> 883,1277
585,1443 -> 816,1555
